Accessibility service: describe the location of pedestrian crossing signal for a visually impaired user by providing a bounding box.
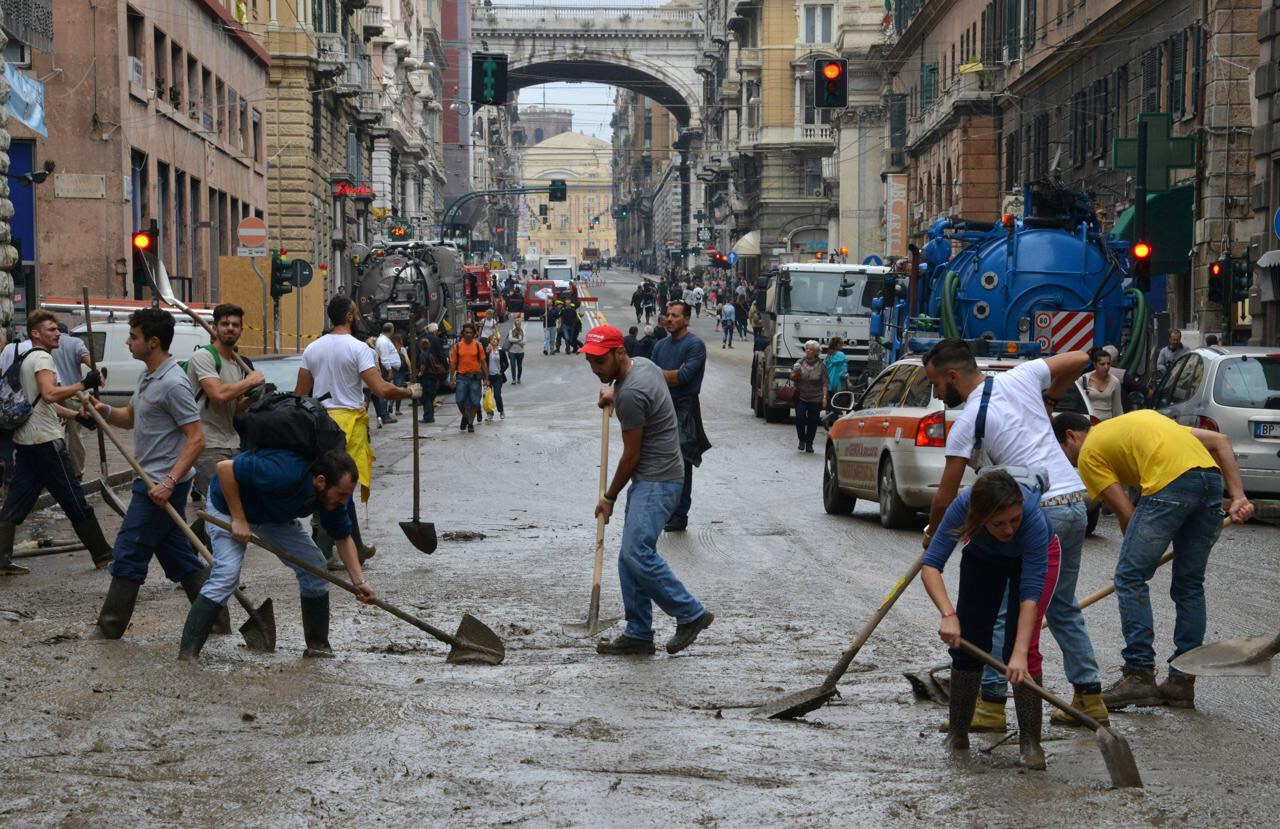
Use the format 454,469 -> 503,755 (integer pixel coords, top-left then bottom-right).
471,52 -> 508,107
813,58 -> 847,109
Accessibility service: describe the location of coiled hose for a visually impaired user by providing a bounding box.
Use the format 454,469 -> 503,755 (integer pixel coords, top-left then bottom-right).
1119,287 -> 1148,373
940,271 -> 962,339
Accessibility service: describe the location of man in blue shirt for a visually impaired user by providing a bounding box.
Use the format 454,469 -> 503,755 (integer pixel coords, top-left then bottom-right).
649,300 -> 711,531
177,448 -> 377,660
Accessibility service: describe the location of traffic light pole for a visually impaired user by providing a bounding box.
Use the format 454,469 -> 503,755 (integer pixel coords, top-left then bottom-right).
1134,119 -> 1148,248
440,186 -> 557,240
250,257 -> 268,355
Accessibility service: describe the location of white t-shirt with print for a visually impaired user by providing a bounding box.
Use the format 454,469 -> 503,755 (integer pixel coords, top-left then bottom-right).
302,333 -> 377,410
16,349 -> 65,446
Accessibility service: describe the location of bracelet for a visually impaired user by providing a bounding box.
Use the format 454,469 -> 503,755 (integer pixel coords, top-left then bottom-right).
941,610 -> 957,618
104,404 -> 113,419
601,494 -> 616,504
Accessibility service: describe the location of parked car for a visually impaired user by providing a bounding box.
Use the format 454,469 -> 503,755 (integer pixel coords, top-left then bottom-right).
72,318 -> 210,404
1152,346 -> 1280,497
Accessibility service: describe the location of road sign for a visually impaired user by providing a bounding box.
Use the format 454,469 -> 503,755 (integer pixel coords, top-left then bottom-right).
237,216 -> 268,257
1034,311 -> 1052,330
290,259 -> 314,288
1273,208 -> 1280,241
727,251 -> 739,265
1035,335 -> 1051,351
1048,311 -> 1095,354
862,254 -> 883,266
697,227 -> 711,242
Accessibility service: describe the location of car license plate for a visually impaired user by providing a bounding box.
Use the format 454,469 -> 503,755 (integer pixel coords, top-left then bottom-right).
1254,421 -> 1280,439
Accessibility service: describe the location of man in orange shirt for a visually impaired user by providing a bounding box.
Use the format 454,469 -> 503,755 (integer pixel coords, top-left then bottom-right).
449,322 -> 489,432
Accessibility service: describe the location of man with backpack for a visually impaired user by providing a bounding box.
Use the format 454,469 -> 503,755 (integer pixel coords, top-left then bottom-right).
178,448 -> 375,660
0,310 -> 113,575
417,323 -> 448,424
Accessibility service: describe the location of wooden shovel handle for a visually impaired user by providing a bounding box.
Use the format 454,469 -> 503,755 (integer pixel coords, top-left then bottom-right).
956,638 -> 1103,731
820,553 -> 925,688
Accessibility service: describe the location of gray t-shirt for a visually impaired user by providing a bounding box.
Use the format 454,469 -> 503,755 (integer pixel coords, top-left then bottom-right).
187,346 -> 245,451
132,356 -> 202,483
52,334 -> 89,386
16,349 -> 64,446
614,357 -> 684,482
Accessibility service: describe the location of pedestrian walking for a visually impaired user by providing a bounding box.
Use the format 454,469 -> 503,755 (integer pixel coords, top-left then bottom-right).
0,335 -> 33,489
485,334 -> 508,421
544,302 -> 560,355
554,302 -> 569,354
632,287 -> 645,325
649,301 -> 710,532
923,338 -> 1105,729
636,325 -> 656,360
692,285 -> 704,317
417,324 -> 448,422
1078,348 -> 1123,420
1055,410 -> 1254,710
734,297 -> 749,338
88,308 -> 218,637
449,322 -> 488,432
508,319 -> 526,384
789,340 -> 827,453
0,309 -> 113,575
823,336 -> 849,401
479,310 -> 498,344
718,302 -> 736,348
584,325 -> 715,656
624,326 -> 639,357
374,323 -> 401,425
296,296 -> 415,567
51,322 -> 93,478
565,303 -> 584,354
178,448 -> 376,660
922,468 -> 1058,770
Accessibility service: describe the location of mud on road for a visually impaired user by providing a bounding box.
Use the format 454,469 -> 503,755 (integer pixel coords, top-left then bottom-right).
3,270 -> 1280,828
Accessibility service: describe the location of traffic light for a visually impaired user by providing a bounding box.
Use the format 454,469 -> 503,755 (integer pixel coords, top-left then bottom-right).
1231,256 -> 1252,303
813,58 -> 848,109
1130,239 -> 1153,291
470,52 -> 508,107
1207,257 -> 1227,305
131,221 -> 158,297
620,206 -> 630,218
548,179 -> 567,202
271,248 -> 293,298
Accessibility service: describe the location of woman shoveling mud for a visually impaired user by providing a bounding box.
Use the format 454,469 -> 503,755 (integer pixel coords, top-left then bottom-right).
920,469 -> 1060,770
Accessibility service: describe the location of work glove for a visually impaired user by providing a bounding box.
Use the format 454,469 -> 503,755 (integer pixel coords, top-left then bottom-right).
75,409 -> 98,431
80,368 -> 103,392
408,383 -> 424,400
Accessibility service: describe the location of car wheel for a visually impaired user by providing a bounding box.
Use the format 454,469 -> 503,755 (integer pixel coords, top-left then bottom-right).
1086,501 -> 1101,536
878,457 -> 914,529
823,444 -> 856,515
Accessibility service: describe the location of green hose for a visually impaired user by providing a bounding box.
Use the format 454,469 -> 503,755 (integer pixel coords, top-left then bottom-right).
940,271 -> 962,339
1119,287 -> 1147,373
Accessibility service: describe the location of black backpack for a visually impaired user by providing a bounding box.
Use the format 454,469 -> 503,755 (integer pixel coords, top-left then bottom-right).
241,393 -> 347,459
0,345 -> 44,430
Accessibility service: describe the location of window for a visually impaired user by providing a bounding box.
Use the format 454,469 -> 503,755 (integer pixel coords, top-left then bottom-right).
1169,355 -> 1203,404
252,110 -> 263,164
856,368 -> 894,410
878,365 -> 914,408
312,95 -> 322,154
803,5 -> 833,44
902,368 -> 934,408
215,78 -> 225,139
1213,355 -> 1280,408
127,8 -> 144,62
1168,30 -> 1187,119
153,28 -> 168,95
1005,130 -> 1021,189
1032,113 -> 1049,179
1069,89 -> 1085,167
1142,47 -> 1162,113
921,62 -> 938,110
1190,24 -> 1204,117
169,43 -> 183,108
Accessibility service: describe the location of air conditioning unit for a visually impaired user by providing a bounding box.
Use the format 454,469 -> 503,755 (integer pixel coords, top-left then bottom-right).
128,57 -> 145,86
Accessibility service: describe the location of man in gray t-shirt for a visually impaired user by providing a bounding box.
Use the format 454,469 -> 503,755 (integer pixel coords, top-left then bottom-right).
584,325 -> 714,657
52,325 -> 93,477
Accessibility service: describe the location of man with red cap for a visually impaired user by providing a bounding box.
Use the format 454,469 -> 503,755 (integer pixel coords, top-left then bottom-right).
584,325 -> 714,656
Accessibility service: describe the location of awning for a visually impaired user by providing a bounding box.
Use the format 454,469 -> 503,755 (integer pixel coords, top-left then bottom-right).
1255,249 -> 1280,269
731,230 -> 761,256
1112,181 -> 1194,274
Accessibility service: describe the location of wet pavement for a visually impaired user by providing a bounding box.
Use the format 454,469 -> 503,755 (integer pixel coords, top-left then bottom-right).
3,269 -> 1280,827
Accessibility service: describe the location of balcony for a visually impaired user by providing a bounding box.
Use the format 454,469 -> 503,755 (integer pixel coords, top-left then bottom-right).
909,68 -> 1000,148
737,47 -> 761,71
796,124 -> 832,142
356,91 -> 383,125
336,62 -> 362,98
315,32 -> 346,76
360,5 -> 385,39
343,0 -> 369,11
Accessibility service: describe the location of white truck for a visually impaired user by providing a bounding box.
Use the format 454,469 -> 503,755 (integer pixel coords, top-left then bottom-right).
750,262 -> 893,422
539,255 -> 577,282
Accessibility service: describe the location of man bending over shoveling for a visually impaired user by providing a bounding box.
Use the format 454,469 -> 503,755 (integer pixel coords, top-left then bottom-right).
178,448 -> 377,660
585,325 -> 714,656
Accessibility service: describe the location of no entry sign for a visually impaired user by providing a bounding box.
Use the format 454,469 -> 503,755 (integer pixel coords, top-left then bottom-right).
237,216 -> 268,257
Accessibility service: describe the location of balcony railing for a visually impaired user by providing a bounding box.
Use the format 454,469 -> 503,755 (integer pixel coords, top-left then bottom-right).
360,5 -> 385,39
909,69 -> 1000,146
797,124 -> 831,142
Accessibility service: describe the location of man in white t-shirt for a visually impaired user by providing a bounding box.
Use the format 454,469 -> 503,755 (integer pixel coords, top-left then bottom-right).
296,296 -> 419,568
0,310 -> 112,575
692,285 -> 704,317
923,338 -> 1105,729
373,323 -> 402,425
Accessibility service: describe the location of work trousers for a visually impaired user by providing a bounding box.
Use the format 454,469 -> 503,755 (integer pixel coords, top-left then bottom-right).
0,439 -> 94,524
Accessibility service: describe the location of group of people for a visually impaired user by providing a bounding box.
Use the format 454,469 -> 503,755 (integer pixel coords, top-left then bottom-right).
543,301 -> 585,355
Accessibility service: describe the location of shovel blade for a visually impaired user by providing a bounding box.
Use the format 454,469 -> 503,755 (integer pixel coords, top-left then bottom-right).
399,520 -> 438,555
1170,632 -> 1279,677
238,598 -> 277,652
561,615 -> 623,639
1095,727 -> 1144,789
446,613 -> 506,665
903,669 -> 950,704
750,685 -> 838,720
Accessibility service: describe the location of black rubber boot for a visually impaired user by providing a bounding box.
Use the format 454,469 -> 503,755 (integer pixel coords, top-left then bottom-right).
300,594 -> 334,658
946,668 -> 982,751
0,523 -> 30,576
179,568 -> 232,635
178,595 -> 225,660
93,577 -> 141,639
349,511 -> 376,563
1014,678 -> 1047,770
70,516 -> 114,569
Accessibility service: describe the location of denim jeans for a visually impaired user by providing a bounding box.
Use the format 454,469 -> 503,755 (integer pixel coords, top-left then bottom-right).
488,374 -> 505,415
200,505 -> 329,603
510,352 -> 524,382
543,324 -> 555,353
373,367 -> 392,421
794,400 -> 822,446
1116,469 -> 1223,674
420,373 -> 440,421
982,498 -> 1100,697
455,375 -> 482,414
109,479 -> 204,584
0,440 -> 94,524
618,479 -> 705,641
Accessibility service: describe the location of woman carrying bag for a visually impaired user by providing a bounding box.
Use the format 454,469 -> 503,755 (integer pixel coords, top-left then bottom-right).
485,334 -> 508,421
789,340 -> 827,453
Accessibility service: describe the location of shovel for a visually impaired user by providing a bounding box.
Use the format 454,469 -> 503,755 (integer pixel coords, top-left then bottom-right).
398,399 -> 437,553
81,400 -> 277,652
1170,630 -> 1280,677
562,405 -> 623,639
81,287 -> 127,518
199,511 -> 504,665
957,638 -> 1144,789
14,543 -> 89,560
752,553 -> 925,719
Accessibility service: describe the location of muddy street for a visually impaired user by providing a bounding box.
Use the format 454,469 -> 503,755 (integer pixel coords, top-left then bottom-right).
3,269 -> 1279,828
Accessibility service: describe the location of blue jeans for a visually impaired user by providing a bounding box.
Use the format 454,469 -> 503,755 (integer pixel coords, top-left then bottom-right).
1116,469 -> 1223,674
543,324 -> 554,352
618,479 -> 705,641
982,498 -> 1100,697
109,479 -> 204,584
373,367 -> 393,421
455,375 -> 482,415
200,505 -> 329,603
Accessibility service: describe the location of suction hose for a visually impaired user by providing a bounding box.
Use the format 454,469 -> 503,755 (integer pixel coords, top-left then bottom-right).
1119,287 -> 1148,373
941,271 -> 962,339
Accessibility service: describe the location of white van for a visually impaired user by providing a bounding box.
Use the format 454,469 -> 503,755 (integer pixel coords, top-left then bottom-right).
71,317 -> 211,403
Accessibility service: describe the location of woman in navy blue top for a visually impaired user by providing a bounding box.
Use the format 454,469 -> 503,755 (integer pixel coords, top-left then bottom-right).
921,469 -> 1055,771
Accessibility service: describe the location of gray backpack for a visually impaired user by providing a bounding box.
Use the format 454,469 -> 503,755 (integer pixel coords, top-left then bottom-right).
0,346 -> 40,430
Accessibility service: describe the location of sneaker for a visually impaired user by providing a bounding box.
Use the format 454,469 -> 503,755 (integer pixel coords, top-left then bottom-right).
1103,667 -> 1165,710
0,561 -> 31,576
384,416 -> 398,424
1158,673 -> 1196,709
666,611 -> 714,654
467,424 -> 475,433
377,418 -> 383,429
596,634 -> 656,656
499,413 -> 505,420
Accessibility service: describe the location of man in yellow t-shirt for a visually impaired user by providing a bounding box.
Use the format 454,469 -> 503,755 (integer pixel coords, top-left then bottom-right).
1055,410 -> 1254,711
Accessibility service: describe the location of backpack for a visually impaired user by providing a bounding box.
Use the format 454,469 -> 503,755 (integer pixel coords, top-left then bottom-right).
241,392 -> 347,459
182,345 -> 254,406
0,346 -> 45,430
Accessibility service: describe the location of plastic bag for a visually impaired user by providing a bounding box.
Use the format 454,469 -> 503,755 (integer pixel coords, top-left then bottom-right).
482,387 -> 496,414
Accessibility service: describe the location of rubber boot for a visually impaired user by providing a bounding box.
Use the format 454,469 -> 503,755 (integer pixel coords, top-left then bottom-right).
300,594 -> 334,658
349,511 -> 376,564
179,568 -> 232,635
178,595 -> 225,660
946,668 -> 982,751
92,577 -> 141,639
313,520 -> 342,571
70,517 -> 114,569
1014,679 -> 1047,770
938,696 -> 1007,733
0,523 -> 30,576
1050,691 -> 1110,726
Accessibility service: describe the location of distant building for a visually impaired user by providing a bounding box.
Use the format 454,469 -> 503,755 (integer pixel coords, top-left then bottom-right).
520,132 -> 614,261
516,107 -> 573,147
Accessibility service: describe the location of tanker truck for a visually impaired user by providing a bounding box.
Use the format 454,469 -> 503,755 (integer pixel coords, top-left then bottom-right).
351,241 -> 467,339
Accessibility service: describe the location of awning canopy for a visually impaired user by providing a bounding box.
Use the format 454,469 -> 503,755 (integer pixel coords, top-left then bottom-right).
1255,249 -> 1280,269
1112,181 -> 1194,274
731,230 -> 761,256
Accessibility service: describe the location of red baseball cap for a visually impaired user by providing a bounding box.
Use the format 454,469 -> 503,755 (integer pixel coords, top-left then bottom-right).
581,325 -> 625,356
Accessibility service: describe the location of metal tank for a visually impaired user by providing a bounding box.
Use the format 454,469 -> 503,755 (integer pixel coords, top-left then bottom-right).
353,242 -> 466,337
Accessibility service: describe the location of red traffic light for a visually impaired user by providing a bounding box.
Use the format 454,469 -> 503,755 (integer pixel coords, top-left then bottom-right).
1132,241 -> 1152,260
823,62 -> 843,80
1209,261 -> 1224,277
132,231 -> 152,251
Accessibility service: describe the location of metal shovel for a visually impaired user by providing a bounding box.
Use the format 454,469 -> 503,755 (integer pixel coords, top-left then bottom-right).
957,638 -> 1144,789
398,399 -> 437,554
562,406 -> 623,639
752,553 -> 925,719
80,287 -> 127,518
200,511 -> 504,665
82,400 -> 277,652
1170,630 -> 1280,677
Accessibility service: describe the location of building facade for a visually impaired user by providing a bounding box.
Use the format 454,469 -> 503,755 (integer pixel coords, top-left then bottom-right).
519,132 -> 614,262
612,91 -> 680,271
1250,0 -> 1280,344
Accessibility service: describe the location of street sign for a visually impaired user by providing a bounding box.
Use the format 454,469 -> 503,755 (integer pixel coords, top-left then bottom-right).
1049,311 -> 1095,354
1112,113 -> 1196,193
727,251 -> 738,265
1034,311 -> 1052,330
290,259 -> 313,288
1273,208 -> 1280,241
1035,335 -> 1051,351
697,227 -> 711,242
862,254 -> 883,266
237,216 -> 268,257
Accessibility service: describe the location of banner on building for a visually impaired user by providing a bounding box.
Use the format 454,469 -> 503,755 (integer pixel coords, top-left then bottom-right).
4,64 -> 47,137
885,173 -> 908,259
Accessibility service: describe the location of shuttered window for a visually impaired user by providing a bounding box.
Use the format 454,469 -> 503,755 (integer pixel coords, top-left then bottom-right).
1190,24 -> 1204,117
1168,31 -> 1187,119
1142,47 -> 1161,113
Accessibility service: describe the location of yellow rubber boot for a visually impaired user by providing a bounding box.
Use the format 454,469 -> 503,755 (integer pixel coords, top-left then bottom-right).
1050,692 -> 1110,726
938,697 -> 1007,733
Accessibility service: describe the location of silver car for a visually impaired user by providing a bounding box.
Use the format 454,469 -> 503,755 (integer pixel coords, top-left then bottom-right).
1152,346 -> 1280,497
